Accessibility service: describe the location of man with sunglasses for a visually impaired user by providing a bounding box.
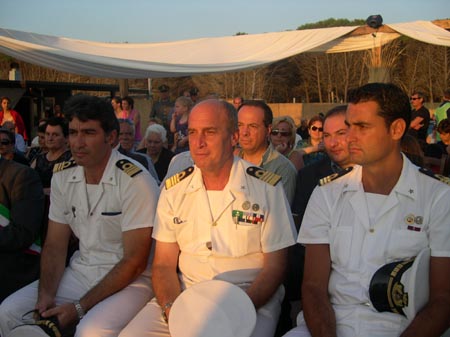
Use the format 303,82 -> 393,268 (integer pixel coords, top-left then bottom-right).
408,91 -> 430,149
0,128 -> 28,165
236,100 -> 297,205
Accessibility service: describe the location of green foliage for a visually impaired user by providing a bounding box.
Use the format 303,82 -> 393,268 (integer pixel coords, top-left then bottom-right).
297,18 -> 366,30
234,32 -> 248,36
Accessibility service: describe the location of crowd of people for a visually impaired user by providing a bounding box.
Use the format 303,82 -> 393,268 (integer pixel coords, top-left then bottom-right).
0,83 -> 449,337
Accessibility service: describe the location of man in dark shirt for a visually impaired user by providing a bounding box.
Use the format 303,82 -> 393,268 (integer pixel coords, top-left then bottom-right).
279,105 -> 355,334
408,91 -> 430,148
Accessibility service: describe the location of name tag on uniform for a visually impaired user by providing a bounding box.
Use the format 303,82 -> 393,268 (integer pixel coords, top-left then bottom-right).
101,211 -> 122,216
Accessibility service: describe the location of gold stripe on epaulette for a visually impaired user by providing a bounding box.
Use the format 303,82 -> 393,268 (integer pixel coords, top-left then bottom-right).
246,166 -> 281,186
116,159 -> 142,177
165,166 -> 194,189
53,160 -> 76,173
256,169 -> 281,186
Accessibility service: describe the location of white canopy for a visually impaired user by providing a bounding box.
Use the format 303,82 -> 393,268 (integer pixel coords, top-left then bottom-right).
0,21 -> 449,79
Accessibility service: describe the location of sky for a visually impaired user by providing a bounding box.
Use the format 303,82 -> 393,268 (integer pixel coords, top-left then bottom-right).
0,0 -> 448,43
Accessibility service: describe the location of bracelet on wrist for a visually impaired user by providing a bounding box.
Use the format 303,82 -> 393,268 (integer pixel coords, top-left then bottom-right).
161,301 -> 173,323
73,300 -> 85,320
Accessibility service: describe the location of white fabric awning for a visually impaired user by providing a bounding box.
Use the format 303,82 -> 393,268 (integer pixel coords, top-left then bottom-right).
0,21 -> 449,79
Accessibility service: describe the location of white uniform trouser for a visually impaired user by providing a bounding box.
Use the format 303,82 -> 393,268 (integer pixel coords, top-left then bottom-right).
283,304 -> 409,337
119,286 -> 284,337
0,266 -> 153,337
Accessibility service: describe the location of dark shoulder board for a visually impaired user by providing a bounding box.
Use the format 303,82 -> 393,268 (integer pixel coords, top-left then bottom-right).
319,167 -> 353,186
246,166 -> 281,186
53,160 -> 77,173
419,167 -> 450,186
165,166 -> 194,189
116,159 -> 142,177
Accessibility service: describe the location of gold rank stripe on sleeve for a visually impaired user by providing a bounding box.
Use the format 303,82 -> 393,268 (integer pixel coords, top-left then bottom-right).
419,167 -> 450,186
165,166 -> 194,189
319,173 -> 339,186
246,166 -> 281,186
319,167 -> 353,186
53,160 -> 77,173
116,159 -> 143,177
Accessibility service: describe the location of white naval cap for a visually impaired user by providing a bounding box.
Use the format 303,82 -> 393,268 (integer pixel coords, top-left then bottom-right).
169,279 -> 257,337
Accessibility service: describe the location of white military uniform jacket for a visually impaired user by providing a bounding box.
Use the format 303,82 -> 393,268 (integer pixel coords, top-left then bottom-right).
298,155 -> 450,335
154,156 -> 297,288
49,149 -> 159,289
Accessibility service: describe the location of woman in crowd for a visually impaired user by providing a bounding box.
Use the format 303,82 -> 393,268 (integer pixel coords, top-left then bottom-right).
30,117 -> 71,194
0,96 -> 28,142
27,120 -> 48,162
170,96 -> 193,154
121,96 -> 142,145
137,123 -> 174,182
111,96 -> 123,119
270,116 -> 304,170
296,114 -> 327,167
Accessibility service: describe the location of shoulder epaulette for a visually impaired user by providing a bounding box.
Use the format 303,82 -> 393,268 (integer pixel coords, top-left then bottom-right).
419,167 -> 450,186
53,160 -> 77,173
246,166 -> 281,186
116,159 -> 142,177
319,167 -> 353,186
165,166 -> 194,189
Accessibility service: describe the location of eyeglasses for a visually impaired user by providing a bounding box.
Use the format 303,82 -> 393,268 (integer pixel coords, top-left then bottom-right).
271,130 -> 291,137
310,126 -> 323,132
0,139 -> 11,145
410,97 -> 420,101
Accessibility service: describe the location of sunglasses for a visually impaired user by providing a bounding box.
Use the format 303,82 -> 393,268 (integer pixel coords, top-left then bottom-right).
410,97 -> 420,101
271,130 -> 291,137
310,126 -> 323,132
0,139 -> 11,145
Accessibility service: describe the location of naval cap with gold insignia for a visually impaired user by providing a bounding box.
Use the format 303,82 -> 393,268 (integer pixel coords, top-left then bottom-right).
369,247 -> 430,321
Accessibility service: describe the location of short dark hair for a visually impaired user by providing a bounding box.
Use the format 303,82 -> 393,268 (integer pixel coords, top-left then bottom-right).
443,89 -> 450,100
347,82 -> 411,136
239,100 -> 273,127
64,94 -> 119,135
111,96 -> 122,104
411,90 -> 426,101
324,105 -> 348,122
117,118 -> 135,136
308,114 -> 324,128
0,129 -> 15,144
437,119 -> 450,134
38,122 -> 48,133
122,96 -> 134,109
46,116 -> 68,137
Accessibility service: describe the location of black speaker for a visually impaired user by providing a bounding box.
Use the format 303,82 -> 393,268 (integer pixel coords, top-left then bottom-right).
366,15 -> 383,29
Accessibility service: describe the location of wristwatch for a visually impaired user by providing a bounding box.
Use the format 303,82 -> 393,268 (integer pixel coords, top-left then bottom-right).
161,302 -> 173,323
73,300 -> 85,320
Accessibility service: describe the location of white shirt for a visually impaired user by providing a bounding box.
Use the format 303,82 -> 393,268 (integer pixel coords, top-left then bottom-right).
49,149 -> 159,288
153,156 -> 297,288
299,155 -> 450,306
